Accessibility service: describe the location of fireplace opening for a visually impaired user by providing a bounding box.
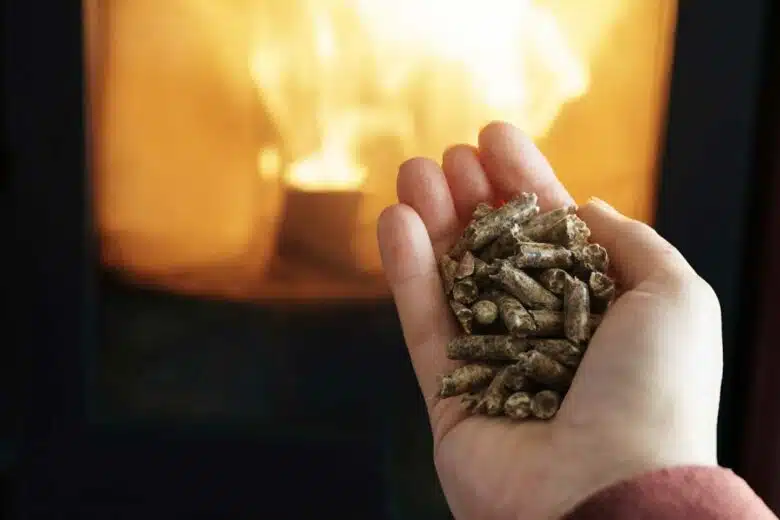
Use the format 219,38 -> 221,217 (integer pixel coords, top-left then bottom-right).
85,0 -> 677,303
76,1 -> 683,514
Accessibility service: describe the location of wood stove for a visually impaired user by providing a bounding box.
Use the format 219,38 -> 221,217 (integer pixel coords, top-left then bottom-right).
4,0 -> 778,517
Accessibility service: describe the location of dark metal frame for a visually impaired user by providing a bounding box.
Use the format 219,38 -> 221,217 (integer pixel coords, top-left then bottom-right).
654,0 -> 775,466
3,0 -> 776,516
5,1 -> 93,438
738,1 -> 780,511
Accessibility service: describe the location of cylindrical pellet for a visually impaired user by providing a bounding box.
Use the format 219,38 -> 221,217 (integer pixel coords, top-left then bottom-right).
473,257 -> 495,283
589,271 -> 616,301
531,390 -> 561,419
486,289 -> 537,336
489,261 -> 562,310
504,391 -> 533,420
472,202 -> 494,221
471,300 -> 499,325
455,251 -> 476,279
519,350 -> 573,390
530,339 -> 582,368
528,310 -> 602,337
438,364 -> 499,397
475,365 -> 514,415
455,193 -> 539,252
446,335 -> 530,362
452,277 -> 479,305
589,271 -> 616,314
564,276 -> 591,344
504,364 -> 533,392
462,391 -> 484,413
542,215 -> 590,247
577,243 -> 609,273
537,268 -> 569,295
521,206 -> 577,241
450,300 -> 474,334
480,223 -> 526,262
512,242 -> 573,269
439,254 -> 458,294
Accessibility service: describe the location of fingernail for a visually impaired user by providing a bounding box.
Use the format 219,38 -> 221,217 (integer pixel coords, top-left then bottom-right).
587,197 -> 620,215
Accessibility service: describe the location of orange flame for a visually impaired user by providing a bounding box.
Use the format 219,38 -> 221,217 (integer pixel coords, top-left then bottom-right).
248,0 -> 624,192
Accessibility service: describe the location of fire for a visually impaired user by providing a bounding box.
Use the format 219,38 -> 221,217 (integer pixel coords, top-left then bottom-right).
89,0 -> 675,297
248,0 -> 615,192
257,147 -> 282,181
287,133 -> 367,191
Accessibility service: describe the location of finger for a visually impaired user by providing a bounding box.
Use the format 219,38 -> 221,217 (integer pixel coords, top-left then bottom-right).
397,157 -> 459,256
441,144 -> 495,223
477,121 -> 573,210
377,204 -> 459,401
578,197 -> 695,289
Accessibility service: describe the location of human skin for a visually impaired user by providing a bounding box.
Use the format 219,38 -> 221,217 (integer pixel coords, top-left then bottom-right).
376,121 -> 723,520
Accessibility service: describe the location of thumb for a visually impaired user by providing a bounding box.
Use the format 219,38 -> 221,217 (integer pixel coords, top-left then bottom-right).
578,198 -> 696,289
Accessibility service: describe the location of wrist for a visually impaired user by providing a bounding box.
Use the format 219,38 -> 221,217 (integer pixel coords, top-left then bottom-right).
539,428 -> 718,519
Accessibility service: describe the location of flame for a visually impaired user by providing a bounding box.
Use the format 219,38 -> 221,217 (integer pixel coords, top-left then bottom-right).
90,0 -> 675,297
248,0 -> 610,192
257,147 -> 282,180
287,128 -> 367,191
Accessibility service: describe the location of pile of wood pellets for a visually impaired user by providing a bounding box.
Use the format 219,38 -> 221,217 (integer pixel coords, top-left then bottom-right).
438,193 -> 616,421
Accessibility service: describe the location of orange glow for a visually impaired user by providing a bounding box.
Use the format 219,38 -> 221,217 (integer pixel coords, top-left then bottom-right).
86,0 -> 678,300
248,0 -> 617,191
257,147 -> 282,181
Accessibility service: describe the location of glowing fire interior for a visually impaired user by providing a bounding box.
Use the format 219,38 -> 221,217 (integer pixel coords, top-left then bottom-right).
249,0 -> 613,191
88,0 -> 676,299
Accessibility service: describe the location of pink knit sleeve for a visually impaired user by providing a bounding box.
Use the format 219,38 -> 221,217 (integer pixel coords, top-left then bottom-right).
564,466 -> 777,520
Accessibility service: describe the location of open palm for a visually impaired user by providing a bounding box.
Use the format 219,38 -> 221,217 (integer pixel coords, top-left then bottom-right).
377,122 -> 722,520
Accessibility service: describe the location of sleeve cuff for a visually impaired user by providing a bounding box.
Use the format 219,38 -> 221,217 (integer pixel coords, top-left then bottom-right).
563,465 -> 775,520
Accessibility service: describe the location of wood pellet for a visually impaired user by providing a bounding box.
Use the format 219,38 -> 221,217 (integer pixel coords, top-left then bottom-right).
437,194 -> 617,421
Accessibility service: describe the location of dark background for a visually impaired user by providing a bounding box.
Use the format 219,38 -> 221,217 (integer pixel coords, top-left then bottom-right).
4,0 -> 780,518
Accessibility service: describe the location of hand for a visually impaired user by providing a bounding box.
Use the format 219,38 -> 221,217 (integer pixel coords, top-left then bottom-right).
376,121 -> 723,520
